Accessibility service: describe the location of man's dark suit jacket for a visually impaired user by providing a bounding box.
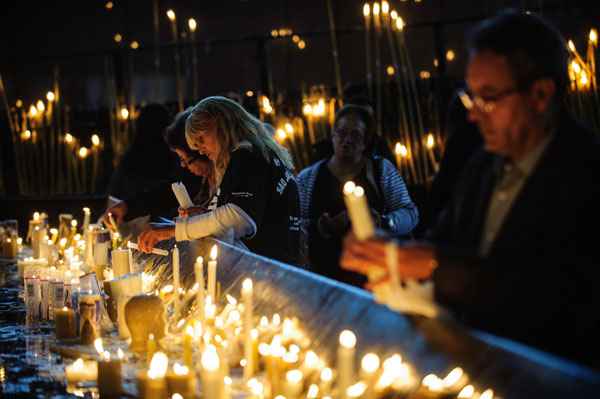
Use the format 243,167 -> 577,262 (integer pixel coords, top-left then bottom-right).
429,114 -> 600,369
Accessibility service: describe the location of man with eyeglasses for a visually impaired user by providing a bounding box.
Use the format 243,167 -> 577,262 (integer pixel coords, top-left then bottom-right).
341,10 -> 600,369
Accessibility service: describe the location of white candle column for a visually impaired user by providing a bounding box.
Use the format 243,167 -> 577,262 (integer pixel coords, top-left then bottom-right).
242,278 -> 254,380
343,181 -> 375,240
172,245 -> 181,316
201,345 -> 224,399
195,256 -> 205,323
337,330 -> 357,397
207,245 -> 218,302
111,249 -> 130,277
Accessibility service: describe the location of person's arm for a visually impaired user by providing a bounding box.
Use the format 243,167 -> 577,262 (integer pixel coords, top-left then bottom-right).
174,203 -> 255,241
380,158 -> 419,235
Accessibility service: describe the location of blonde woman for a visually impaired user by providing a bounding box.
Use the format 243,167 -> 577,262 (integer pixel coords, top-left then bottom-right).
138,96 -> 300,264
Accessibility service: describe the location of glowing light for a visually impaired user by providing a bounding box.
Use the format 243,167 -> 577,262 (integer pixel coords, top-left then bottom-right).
120,107 -> 129,120
458,385 -> 475,398
373,2 -> 380,16
284,122 -> 294,134
480,389 -> 494,399
46,91 -> 55,102
446,49 -> 456,61
395,17 -> 405,31
20,130 -> 32,141
105,1 -> 113,10
363,3 -> 370,17
426,133 -> 435,149
261,96 -> 273,114
16,99 -> 23,108
339,330 -> 357,348
307,384 -> 319,398
64,133 -> 74,144
117,348 -> 124,359
419,70 -> 431,79
246,90 -> 254,97
422,374 -> 444,392
271,29 -> 279,37
343,181 -> 356,195
292,34 -> 300,43
568,40 -> 576,52
210,244 -> 218,260
173,363 -> 189,376
148,352 -> 169,379
130,41 -> 139,49
248,378 -> 264,395
381,1 -> 389,15
28,105 -> 37,118
298,40 -> 306,49
201,345 -> 220,371
94,338 -> 104,355
590,29 -> 598,46
286,369 -> 303,383
36,100 -> 45,112
78,147 -> 89,159
443,367 -> 464,387
303,104 -> 313,116
91,134 -> 100,147
386,65 -> 395,75
188,18 -> 197,32
166,9 -> 176,21
347,381 -> 367,397
114,33 -> 122,43
391,10 -> 398,20
361,353 -> 380,374
434,58 -> 439,67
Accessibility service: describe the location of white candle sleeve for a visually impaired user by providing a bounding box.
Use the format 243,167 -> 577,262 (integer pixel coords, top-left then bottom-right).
171,182 -> 194,209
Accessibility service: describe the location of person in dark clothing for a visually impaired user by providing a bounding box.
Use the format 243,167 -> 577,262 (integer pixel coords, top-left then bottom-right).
341,10 -> 600,369
421,91 -> 483,234
103,107 -> 211,224
298,104 -> 418,286
138,96 -> 300,265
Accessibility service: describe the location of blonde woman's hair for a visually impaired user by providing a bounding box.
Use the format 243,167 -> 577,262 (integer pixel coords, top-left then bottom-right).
185,96 -> 294,190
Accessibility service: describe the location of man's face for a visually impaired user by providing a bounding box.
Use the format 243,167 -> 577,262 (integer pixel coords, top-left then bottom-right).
466,51 -> 538,158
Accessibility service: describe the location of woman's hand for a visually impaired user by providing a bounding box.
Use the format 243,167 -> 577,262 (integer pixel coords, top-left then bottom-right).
138,226 -> 175,253
340,233 -> 438,290
178,206 -> 207,218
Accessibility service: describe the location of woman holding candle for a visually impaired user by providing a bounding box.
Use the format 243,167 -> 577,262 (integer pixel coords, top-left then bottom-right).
297,104 -> 418,286
138,96 -> 301,265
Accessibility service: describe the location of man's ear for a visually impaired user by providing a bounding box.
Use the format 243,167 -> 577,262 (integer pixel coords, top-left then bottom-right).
529,78 -> 556,113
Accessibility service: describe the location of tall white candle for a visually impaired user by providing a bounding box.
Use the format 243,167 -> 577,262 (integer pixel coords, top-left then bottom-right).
171,182 -> 194,209
201,345 -> 223,399
82,207 -> 91,233
337,330 -> 357,397
361,353 -> 380,399
242,278 -> 254,380
207,245 -> 218,302
343,181 -> 375,240
173,245 -> 181,315
195,256 -> 205,323
284,369 -> 304,399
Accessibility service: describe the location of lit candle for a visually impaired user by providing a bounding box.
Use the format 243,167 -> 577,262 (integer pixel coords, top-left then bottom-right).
166,362 -> 196,399
173,245 -> 181,315
195,256 -> 205,323
361,353 -> 380,399
347,381 -> 368,398
201,345 -> 223,399
242,278 -> 254,380
55,306 -> 77,339
65,358 -> 97,384
319,367 -> 334,396
137,352 -> 169,399
337,330 -> 357,396
111,248 -> 130,277
207,245 -> 218,302
284,369 -> 304,399
82,207 -> 91,234
442,367 -> 468,395
97,349 -> 123,397
343,182 -> 375,240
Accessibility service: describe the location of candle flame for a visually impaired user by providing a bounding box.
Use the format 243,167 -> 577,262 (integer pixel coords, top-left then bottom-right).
272,313 -> 281,325
276,128 -> 287,141
458,384 -> 475,398
173,362 -> 189,375
117,348 -> 124,359
361,353 -> 380,373
201,345 -> 220,371
78,147 -> 89,159
248,378 -> 264,395
148,352 -> 169,379
395,17 -> 405,31
120,107 -> 129,120
303,103 -> 313,116
390,10 -> 398,20
166,9 -> 176,21
242,278 -> 253,292
36,100 -> 45,112
443,367 -> 464,387
353,186 -> 365,198
20,130 -> 32,141
172,394 -> 183,399
339,330 -> 357,348
373,2 -> 380,16
286,369 -> 303,383
343,181 -> 356,195
480,389 -> 494,399
72,358 -> 84,371
386,65 -> 395,75
307,384 -> 319,398
210,244 -> 218,260
321,367 -> 333,382
347,381 -> 367,397
130,40 -> 139,49
363,3 -> 370,17
568,39 -> 576,52
381,1 -> 389,15
188,18 -> 197,32
65,133 -> 74,144
46,91 -> 55,102
446,49 -> 456,62
114,33 -> 122,43
426,133 -> 435,149
590,28 -> 598,46
284,122 -> 294,134
94,338 -> 104,355
383,354 -> 402,370
422,374 -> 444,392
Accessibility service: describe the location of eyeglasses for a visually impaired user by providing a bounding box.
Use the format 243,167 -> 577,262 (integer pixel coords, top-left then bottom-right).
457,87 -> 520,113
180,153 -> 200,167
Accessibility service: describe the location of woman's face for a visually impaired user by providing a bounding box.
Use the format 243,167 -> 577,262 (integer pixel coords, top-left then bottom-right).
190,117 -> 220,161
331,114 -> 367,163
174,148 -> 211,177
